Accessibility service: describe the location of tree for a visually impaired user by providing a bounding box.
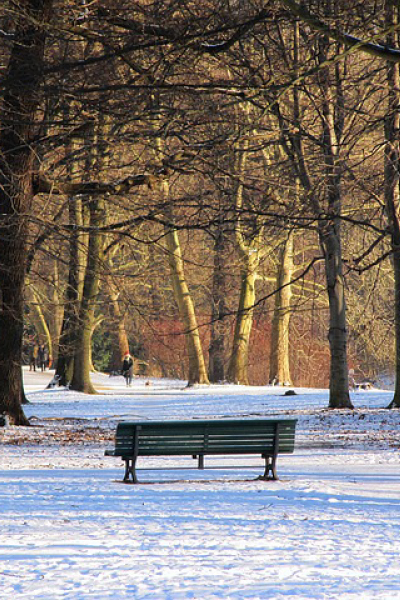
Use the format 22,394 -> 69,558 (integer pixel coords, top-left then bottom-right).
226,132 -> 266,385
269,230 -> 294,386
383,1 -> 400,408
0,0 -> 53,424
267,11 -> 353,408
163,211 -> 210,386
208,224 -> 230,383
5,0 -> 400,423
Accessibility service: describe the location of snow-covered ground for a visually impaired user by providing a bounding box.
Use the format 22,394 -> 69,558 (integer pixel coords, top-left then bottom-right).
1,369 -> 400,599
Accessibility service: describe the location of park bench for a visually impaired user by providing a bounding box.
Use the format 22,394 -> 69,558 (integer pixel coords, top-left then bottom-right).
105,418 -> 297,483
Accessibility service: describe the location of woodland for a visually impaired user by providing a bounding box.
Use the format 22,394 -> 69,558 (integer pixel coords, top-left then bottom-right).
2,0 -> 400,424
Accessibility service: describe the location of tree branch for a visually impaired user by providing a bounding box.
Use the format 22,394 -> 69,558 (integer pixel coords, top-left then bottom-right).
280,0 -> 400,63
33,172 -> 157,197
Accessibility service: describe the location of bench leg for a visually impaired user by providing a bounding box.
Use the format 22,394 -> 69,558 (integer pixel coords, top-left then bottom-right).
259,455 -> 278,481
123,457 -> 138,483
192,454 -> 205,469
260,423 -> 280,480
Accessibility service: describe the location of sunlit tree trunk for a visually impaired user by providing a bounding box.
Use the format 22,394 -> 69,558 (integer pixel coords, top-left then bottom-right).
226,132 -> 262,385
69,105 -> 109,393
320,222 -> 351,407
226,251 -> 259,384
384,2 -> 400,408
107,277 -> 130,370
70,195 -> 105,393
153,122 -> 209,385
164,221 -> 209,385
29,287 -> 53,357
318,32 -> 352,409
269,231 -> 294,386
49,260 -> 63,366
273,16 -> 352,408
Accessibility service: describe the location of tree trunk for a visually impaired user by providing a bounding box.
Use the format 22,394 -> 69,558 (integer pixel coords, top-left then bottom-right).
390,242 -> 400,407
0,0 -> 53,424
30,288 -> 53,357
70,196 -> 104,394
55,194 -> 83,386
226,253 -> 258,385
108,278 -> 130,370
269,232 -> 294,386
273,13 -> 352,408
319,24 -> 353,410
226,132 -> 261,386
384,2 -> 400,408
49,260 -> 63,366
153,126 -> 209,385
165,225 -> 209,385
56,111 -> 92,386
208,227 -> 229,382
320,224 -> 352,407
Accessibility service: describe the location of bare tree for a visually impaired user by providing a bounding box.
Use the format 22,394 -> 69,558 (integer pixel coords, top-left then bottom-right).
269,230 -> 294,386
383,1 -> 400,408
0,0 -> 53,424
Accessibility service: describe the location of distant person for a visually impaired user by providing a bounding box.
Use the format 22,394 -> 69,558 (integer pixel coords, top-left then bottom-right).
29,344 -> 38,371
121,353 -> 134,387
44,347 -> 50,369
348,368 -> 356,391
38,345 -> 46,372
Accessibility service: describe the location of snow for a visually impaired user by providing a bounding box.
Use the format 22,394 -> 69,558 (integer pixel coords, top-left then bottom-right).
1,369 -> 400,599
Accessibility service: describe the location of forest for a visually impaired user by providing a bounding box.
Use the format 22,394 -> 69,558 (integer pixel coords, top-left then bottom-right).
1,0 -> 400,424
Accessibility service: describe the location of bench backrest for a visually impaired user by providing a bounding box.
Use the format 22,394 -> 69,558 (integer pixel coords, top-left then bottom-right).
113,419 -> 297,457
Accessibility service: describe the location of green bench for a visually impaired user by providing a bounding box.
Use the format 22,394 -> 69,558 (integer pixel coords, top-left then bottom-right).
105,418 -> 297,483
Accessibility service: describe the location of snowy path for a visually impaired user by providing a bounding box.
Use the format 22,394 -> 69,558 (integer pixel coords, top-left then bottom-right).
1,370 -> 400,599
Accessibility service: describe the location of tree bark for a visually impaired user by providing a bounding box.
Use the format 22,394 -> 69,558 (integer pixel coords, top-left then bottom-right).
165,225 -> 209,385
320,223 -> 352,407
0,0 -> 53,424
70,196 -> 104,394
55,193 -> 84,386
384,2 -> 400,408
319,53 -> 352,409
269,232 -> 294,386
29,287 -> 53,357
226,133 -> 261,385
107,277 -> 130,370
49,260 -> 63,366
152,125 -> 209,385
208,227 -> 229,382
273,14 -> 352,408
226,251 -> 258,385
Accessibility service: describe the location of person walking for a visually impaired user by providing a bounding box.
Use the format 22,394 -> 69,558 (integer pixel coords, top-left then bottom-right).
29,344 -> 38,371
38,345 -> 46,371
121,352 -> 134,386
